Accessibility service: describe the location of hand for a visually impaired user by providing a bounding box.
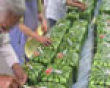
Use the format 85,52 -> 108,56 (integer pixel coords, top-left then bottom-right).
12,63 -> 27,85
79,3 -> 86,11
0,75 -> 20,88
37,36 -> 51,46
41,19 -> 48,33
72,0 -> 86,11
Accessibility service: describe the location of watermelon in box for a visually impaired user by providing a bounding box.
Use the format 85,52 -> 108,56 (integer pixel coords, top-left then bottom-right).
93,53 -> 110,67
79,0 -> 95,20
89,84 -> 104,88
54,50 -> 79,67
97,41 -> 110,53
90,65 -> 110,86
41,64 -> 73,88
31,20 -> 70,64
90,66 -> 105,86
66,11 -> 79,20
36,82 -> 66,88
100,0 -> 110,14
67,6 -> 79,13
23,63 -> 44,85
59,35 -> 81,53
68,20 -> 88,49
32,47 -> 55,64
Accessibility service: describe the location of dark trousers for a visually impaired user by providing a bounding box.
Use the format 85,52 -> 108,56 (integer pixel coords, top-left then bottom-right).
48,18 -> 56,28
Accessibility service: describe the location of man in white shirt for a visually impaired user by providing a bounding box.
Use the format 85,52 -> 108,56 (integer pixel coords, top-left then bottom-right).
44,0 -> 86,28
0,0 -> 28,85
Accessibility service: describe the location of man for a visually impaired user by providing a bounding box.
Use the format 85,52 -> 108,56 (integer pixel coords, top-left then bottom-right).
10,0 -> 50,64
44,0 -> 86,28
0,0 -> 51,86
0,0 -> 27,85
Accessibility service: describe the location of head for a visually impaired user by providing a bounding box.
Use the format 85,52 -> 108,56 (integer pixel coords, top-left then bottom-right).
0,0 -> 25,29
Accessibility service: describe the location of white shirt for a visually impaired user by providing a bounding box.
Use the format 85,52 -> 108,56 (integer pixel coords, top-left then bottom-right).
44,0 -> 67,21
0,33 -> 19,67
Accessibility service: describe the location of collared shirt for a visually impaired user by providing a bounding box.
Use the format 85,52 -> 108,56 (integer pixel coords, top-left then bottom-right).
44,0 -> 67,21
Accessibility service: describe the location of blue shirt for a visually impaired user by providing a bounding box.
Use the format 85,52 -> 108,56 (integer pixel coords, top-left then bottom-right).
9,0 -> 38,64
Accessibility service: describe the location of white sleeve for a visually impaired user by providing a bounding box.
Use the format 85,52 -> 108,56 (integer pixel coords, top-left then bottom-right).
5,44 -> 19,67
0,33 -> 20,67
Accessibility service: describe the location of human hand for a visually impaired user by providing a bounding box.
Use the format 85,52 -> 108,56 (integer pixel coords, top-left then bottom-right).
12,63 -> 27,85
79,3 -> 86,11
37,36 -> 52,46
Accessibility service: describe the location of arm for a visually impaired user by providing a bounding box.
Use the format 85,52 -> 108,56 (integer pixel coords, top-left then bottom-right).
19,24 -> 51,46
66,0 -> 86,11
37,0 -> 44,21
19,24 -> 39,40
37,0 -> 47,33
5,42 -> 27,85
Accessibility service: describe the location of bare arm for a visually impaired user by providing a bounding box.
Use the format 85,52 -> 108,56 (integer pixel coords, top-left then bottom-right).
19,24 -> 39,39
67,0 -> 81,7
66,0 -> 86,11
19,24 -> 51,46
37,0 -> 47,33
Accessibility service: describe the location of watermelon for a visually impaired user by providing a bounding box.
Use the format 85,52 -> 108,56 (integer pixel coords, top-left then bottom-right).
36,82 -> 66,88
23,63 -> 44,85
100,0 -> 110,14
41,64 -> 73,88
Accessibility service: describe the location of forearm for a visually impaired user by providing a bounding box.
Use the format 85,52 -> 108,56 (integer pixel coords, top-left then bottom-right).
38,13 -> 44,22
66,0 -> 82,7
38,0 -> 45,22
19,24 -> 39,40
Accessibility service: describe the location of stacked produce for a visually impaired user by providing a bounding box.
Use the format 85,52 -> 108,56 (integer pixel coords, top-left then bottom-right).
79,0 -> 95,20
31,20 -> 70,64
89,14 -> 110,87
36,82 -> 66,88
54,20 -> 88,67
24,82 -> 66,88
23,0 -> 96,87
100,0 -> 110,14
88,1 -> 110,87
41,64 -> 73,88
67,0 -> 96,21
23,63 -> 44,85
